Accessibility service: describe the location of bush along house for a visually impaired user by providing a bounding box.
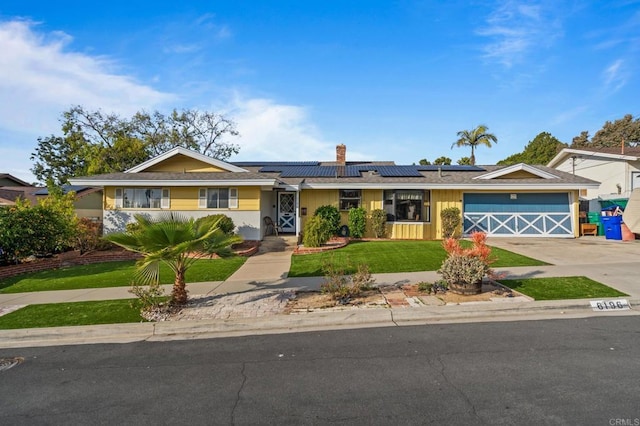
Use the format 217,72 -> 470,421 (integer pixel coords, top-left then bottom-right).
69,144 -> 599,241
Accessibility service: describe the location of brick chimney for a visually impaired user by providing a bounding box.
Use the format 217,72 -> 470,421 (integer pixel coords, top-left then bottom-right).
336,144 -> 346,165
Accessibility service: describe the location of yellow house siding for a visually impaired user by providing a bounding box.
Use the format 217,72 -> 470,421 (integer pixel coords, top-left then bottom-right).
495,170 -> 543,179
238,187 -> 261,210
144,155 -> 226,172
431,189 -> 463,239
299,189 -> 339,230
103,186 -> 261,211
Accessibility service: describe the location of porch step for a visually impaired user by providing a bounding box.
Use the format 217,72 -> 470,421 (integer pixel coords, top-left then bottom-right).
260,235 -> 298,253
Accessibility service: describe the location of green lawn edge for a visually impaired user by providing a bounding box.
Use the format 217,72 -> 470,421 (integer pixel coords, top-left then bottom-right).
0,299 -> 145,329
289,240 -> 547,277
0,257 -> 246,294
499,276 -> 628,301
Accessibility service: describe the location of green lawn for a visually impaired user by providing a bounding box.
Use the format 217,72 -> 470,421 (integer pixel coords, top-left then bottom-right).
0,257 -> 246,293
499,276 -> 629,300
0,299 -> 145,329
289,240 -> 546,277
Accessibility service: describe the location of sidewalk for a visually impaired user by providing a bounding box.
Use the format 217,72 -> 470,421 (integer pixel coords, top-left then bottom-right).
1,236 -> 639,348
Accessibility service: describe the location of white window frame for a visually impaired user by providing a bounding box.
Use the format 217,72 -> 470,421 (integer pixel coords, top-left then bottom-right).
115,187 -> 169,209
383,189 -> 431,223
199,187 -> 239,209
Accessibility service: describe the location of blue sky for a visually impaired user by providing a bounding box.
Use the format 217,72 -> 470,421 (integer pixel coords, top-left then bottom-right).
1,1 -> 639,183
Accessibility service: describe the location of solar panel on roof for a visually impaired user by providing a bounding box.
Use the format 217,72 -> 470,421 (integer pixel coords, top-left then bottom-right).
376,166 -> 423,177
233,161 -> 319,167
416,165 -> 485,171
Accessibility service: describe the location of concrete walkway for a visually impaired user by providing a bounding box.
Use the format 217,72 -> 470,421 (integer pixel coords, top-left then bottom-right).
1,236 -> 639,347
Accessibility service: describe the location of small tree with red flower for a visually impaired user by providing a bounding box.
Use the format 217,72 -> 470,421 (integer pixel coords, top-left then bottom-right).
439,231 -> 497,295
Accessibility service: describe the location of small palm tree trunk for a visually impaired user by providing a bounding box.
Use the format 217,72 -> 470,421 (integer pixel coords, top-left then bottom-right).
172,269 -> 188,305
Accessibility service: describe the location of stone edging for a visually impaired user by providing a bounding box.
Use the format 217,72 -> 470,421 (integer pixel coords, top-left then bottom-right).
293,237 -> 350,255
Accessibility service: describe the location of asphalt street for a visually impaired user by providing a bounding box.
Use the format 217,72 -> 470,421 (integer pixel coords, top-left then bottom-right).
1,316 -> 639,425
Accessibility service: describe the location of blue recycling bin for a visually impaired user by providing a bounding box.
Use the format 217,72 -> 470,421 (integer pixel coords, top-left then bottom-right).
601,216 -> 622,240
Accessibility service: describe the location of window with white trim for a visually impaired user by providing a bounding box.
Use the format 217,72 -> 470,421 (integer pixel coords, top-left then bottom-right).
339,190 -> 361,210
199,188 -> 238,209
115,188 -> 169,209
383,190 -> 430,222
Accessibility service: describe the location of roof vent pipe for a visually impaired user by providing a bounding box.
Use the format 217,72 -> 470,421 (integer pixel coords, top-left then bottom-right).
438,166 -> 442,178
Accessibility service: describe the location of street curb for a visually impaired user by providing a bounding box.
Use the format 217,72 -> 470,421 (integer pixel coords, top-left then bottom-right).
1,298 -> 637,349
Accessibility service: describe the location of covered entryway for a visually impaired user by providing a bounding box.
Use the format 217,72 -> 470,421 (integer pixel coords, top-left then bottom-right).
278,192 -> 296,233
463,193 -> 573,237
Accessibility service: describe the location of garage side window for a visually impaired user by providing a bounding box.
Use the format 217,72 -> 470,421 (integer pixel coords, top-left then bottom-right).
384,190 -> 430,222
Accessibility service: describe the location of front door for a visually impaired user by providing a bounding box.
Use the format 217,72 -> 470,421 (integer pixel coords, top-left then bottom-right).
278,192 -> 296,233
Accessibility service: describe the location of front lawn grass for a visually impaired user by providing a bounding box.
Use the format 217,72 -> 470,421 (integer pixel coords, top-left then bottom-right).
289,240 -> 546,277
0,299 -> 145,329
499,276 -> 628,300
0,257 -> 246,293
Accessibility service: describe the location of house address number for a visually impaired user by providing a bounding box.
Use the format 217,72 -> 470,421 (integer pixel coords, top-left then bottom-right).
590,299 -> 630,311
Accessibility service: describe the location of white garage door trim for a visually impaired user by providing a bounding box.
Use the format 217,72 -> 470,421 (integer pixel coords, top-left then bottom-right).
463,193 -> 574,237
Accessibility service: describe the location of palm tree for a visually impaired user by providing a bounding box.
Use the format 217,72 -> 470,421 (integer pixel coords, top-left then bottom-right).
105,213 -> 242,305
452,125 -> 498,165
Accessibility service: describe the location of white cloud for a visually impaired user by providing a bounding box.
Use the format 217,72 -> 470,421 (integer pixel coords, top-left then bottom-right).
0,19 -> 175,182
602,59 -> 628,92
478,1 -> 562,67
225,95 -> 367,162
0,19 -> 174,136
227,97 -> 334,161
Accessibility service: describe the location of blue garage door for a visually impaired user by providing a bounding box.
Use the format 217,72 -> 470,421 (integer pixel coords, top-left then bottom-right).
463,193 -> 573,237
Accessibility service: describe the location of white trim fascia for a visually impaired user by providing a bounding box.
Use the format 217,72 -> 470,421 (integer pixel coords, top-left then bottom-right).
300,182 -> 599,190
276,184 -> 300,191
69,178 -> 278,187
301,182 -> 430,190
125,147 -> 248,173
474,163 -> 559,180
547,148 -> 640,168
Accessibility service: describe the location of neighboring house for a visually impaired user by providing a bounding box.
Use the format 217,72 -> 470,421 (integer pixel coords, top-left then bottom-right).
547,147 -> 640,211
69,145 -> 598,240
34,186 -> 104,222
0,173 -> 39,206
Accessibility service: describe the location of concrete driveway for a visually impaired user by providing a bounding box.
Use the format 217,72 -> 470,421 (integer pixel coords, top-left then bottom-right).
488,236 -> 640,299
488,236 -> 640,265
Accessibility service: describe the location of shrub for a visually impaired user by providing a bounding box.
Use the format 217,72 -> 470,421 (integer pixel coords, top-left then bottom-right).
74,218 -> 102,254
206,214 -> 236,235
0,197 -> 77,263
370,209 -> 387,238
314,205 -> 341,236
439,254 -> 489,286
348,207 -> 367,238
438,232 -> 497,291
303,215 -> 331,247
441,207 -> 461,239
320,258 -> 376,303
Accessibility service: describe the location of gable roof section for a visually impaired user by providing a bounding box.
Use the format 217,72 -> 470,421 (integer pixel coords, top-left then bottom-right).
126,147 -> 249,173
547,147 -> 640,168
0,173 -> 32,187
474,163 -> 559,180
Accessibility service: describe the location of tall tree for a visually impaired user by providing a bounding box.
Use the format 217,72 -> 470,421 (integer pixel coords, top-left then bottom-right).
591,114 -> 640,147
452,125 -> 497,165
570,114 -> 640,149
571,131 -> 590,148
418,158 -> 431,165
31,106 -> 240,185
457,157 -> 472,165
498,132 -> 566,165
105,214 -> 242,305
